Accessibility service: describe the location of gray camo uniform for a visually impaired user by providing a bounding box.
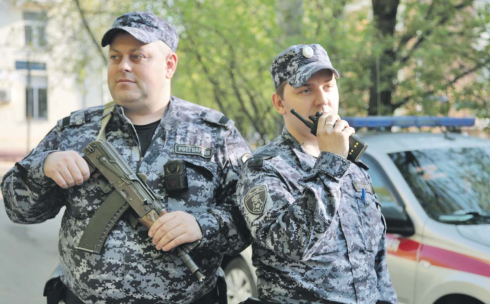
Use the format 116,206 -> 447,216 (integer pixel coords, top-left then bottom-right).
2,96 -> 251,303
237,128 -> 398,304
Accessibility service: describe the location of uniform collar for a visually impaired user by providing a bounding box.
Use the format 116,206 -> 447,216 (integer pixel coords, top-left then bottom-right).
111,97 -> 175,128
280,127 -> 316,172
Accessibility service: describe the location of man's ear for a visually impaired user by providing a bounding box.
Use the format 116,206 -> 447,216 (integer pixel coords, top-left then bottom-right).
272,92 -> 286,115
165,53 -> 178,79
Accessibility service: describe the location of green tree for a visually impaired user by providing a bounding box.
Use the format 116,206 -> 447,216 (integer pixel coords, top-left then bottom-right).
369,0 -> 490,116
26,0 -> 490,144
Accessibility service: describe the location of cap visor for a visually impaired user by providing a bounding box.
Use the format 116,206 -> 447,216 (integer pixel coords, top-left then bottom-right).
288,62 -> 340,88
101,27 -> 157,47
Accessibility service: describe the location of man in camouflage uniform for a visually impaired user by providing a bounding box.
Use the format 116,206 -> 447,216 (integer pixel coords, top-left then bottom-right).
1,12 -> 251,304
237,44 -> 398,304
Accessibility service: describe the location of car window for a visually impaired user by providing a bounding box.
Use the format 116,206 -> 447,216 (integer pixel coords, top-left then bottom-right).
388,147 -> 490,224
362,156 -> 401,209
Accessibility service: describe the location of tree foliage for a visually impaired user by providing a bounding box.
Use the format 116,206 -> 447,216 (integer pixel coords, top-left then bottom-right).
370,0 -> 490,117
24,0 -> 490,143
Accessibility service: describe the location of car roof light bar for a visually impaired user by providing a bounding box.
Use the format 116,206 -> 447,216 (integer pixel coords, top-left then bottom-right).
343,116 -> 475,128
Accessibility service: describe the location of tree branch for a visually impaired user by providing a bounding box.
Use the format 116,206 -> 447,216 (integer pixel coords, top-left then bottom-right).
396,0 -> 473,65
393,56 -> 490,109
184,21 -> 271,142
184,35 -> 227,113
395,0 -> 436,55
73,0 -> 107,65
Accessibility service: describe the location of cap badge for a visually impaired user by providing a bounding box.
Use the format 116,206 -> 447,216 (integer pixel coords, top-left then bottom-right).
302,46 -> 314,58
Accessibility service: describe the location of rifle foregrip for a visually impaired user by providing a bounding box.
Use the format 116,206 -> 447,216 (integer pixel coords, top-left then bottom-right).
140,210 -> 205,282
139,210 -> 162,229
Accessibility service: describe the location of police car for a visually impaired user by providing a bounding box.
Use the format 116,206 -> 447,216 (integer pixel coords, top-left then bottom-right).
224,116 -> 490,304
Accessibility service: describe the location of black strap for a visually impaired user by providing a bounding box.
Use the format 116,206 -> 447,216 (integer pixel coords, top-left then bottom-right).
64,287 -> 84,304
43,277 -> 65,304
63,281 -> 221,304
216,271 -> 228,304
239,298 -> 275,304
190,287 -> 218,304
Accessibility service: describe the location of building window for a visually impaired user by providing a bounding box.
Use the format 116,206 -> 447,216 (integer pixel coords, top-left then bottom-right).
23,11 -> 47,47
26,76 -> 48,120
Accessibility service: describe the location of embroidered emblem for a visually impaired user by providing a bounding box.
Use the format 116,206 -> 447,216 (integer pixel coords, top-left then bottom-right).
244,185 -> 268,215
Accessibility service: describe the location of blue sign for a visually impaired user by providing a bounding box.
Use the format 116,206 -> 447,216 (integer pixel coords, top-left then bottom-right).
15,61 -> 46,70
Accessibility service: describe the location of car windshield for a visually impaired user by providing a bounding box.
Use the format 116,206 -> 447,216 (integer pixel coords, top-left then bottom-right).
389,146 -> 490,225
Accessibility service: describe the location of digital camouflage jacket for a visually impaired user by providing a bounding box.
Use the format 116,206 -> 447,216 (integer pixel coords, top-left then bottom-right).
2,96 -> 251,304
237,128 -> 398,304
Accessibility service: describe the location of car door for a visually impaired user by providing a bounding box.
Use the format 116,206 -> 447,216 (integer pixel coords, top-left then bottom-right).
362,155 -> 418,304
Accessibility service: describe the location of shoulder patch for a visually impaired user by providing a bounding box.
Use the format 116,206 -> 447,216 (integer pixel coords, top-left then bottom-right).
244,185 -> 268,215
200,109 -> 234,129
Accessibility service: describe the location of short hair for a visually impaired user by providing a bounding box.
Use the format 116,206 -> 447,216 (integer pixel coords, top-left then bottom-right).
275,81 -> 287,99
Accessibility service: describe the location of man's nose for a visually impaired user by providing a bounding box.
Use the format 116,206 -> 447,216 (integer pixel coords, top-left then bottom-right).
315,90 -> 330,107
118,56 -> 132,73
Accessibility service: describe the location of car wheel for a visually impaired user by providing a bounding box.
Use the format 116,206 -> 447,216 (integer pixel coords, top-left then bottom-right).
224,257 -> 257,304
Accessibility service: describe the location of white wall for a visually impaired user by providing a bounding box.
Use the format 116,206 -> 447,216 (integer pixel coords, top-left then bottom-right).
0,0 -> 104,159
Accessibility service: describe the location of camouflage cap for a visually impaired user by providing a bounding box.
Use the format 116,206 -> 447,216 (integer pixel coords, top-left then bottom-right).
270,44 -> 339,90
101,12 -> 179,52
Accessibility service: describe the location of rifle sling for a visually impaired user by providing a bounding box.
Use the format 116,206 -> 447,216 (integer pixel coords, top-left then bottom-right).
76,190 -> 130,254
96,101 -> 116,142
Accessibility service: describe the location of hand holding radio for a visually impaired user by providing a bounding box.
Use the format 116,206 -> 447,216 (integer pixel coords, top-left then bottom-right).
291,110 -> 368,162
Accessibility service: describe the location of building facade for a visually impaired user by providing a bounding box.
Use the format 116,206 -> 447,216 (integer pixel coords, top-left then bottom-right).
0,0 -> 105,174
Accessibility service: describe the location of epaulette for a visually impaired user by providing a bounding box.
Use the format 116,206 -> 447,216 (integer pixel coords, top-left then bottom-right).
200,109 -> 234,130
247,152 -> 274,168
355,160 -> 370,171
60,109 -> 86,129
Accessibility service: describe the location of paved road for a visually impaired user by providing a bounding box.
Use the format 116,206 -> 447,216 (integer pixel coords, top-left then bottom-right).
0,198 -> 63,303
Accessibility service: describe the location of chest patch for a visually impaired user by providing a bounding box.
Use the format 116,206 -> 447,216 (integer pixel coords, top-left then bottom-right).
244,185 -> 268,215
353,181 -> 374,194
174,144 -> 213,159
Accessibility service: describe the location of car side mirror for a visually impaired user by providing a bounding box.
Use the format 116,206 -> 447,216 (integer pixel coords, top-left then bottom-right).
381,204 -> 415,237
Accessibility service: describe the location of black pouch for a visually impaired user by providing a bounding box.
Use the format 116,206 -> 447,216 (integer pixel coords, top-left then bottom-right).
43,265 -> 65,304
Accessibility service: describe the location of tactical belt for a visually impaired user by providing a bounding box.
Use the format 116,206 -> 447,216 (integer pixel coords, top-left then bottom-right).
64,286 -> 219,304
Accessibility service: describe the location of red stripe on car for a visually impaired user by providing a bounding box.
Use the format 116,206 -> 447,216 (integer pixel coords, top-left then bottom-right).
386,234 -> 490,278
419,244 -> 490,278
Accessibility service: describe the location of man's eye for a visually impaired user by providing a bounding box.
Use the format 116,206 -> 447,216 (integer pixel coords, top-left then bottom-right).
301,89 -> 311,94
109,55 -> 119,60
132,55 -> 144,60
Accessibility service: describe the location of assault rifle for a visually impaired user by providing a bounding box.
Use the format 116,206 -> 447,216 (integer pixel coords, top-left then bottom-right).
75,140 -> 205,282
